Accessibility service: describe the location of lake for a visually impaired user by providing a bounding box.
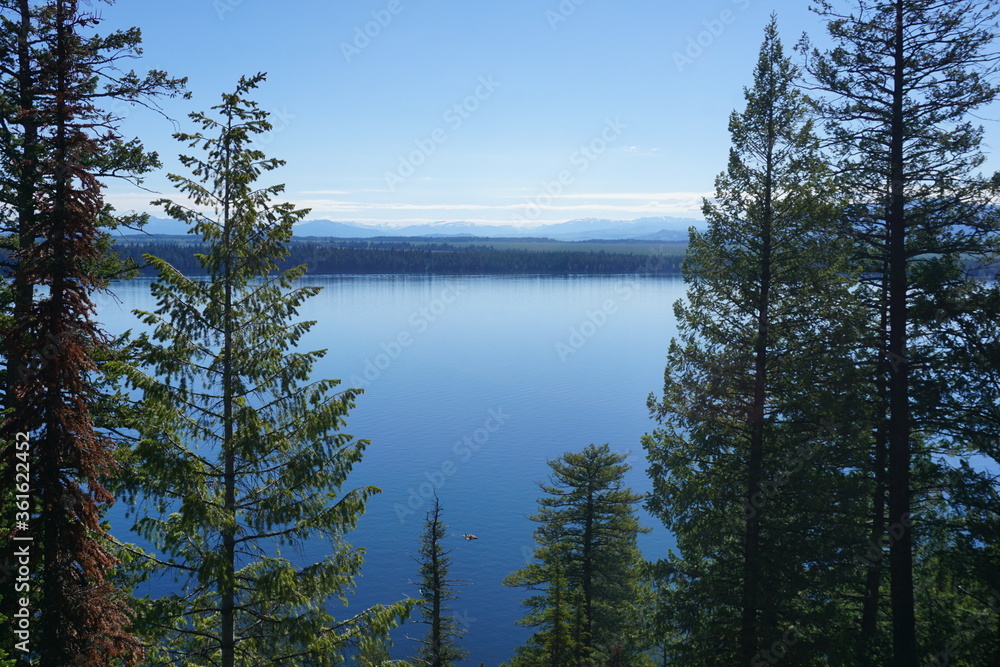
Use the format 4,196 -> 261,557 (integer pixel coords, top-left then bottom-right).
95,274 -> 684,663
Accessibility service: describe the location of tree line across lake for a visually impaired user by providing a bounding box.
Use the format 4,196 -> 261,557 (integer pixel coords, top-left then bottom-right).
109,237 -> 687,276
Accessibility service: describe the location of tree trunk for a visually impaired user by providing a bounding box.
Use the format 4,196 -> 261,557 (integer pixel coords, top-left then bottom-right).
220,127 -> 236,667
887,2 -> 916,664
860,282 -> 891,660
431,502 -> 443,666
740,101 -> 774,667
39,6 -> 72,661
1,0 -> 38,639
581,490 -> 595,659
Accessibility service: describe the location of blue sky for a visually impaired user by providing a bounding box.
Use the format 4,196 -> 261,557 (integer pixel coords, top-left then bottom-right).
95,0 -> 1000,228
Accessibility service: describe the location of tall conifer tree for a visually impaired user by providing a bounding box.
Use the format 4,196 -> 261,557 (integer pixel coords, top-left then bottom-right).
411,495 -> 468,666
111,74 -> 412,666
643,17 -> 870,665
802,2 -> 1000,662
0,1 -> 184,662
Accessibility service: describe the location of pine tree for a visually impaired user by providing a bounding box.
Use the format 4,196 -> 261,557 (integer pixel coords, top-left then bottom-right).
0,1 -> 185,661
0,1 -> 183,662
503,443 -> 652,666
504,551 -> 583,666
410,495 -> 468,666
802,2 -> 1000,662
357,636 -> 402,667
1,0 -> 186,397
643,16 -> 871,665
109,73 -> 413,666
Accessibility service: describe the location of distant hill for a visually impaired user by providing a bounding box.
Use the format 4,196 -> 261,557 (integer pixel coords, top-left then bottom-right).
517,216 -> 702,241
286,219 -> 385,238
131,217 -> 191,235
133,215 -> 705,241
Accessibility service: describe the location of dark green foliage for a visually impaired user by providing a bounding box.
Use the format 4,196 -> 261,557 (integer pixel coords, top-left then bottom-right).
108,74 -> 412,666
914,277 -> 1000,665
356,637 -> 401,666
803,1 -> 1000,662
643,17 -> 871,665
411,496 -> 468,666
504,444 -> 653,666
108,238 -> 684,276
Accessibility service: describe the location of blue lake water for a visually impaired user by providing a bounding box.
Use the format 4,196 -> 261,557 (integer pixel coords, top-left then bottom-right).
94,274 -> 684,664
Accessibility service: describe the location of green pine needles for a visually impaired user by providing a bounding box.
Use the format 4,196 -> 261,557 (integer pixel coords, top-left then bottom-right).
504,443 -> 652,666
643,16 -> 872,665
412,495 -> 468,666
110,73 -> 412,666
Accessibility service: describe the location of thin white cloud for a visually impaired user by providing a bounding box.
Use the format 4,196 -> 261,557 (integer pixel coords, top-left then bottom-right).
104,192 -> 201,212
287,200 -> 704,213
498,203 -> 704,213
104,190 -> 707,226
295,218 -> 540,227
546,192 -> 711,200
290,200 -> 502,212
619,146 -> 660,155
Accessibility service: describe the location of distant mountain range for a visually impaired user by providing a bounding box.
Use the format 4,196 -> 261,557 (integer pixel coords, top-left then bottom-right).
129,216 -> 706,242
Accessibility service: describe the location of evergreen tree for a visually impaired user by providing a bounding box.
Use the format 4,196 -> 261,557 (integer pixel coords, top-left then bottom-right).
504,443 -> 652,666
0,1 -> 183,662
357,633 -> 412,667
643,17 -> 870,665
110,74 -> 412,666
642,562 -> 678,667
410,495 -> 468,666
504,552 -> 583,666
0,1 -> 185,661
802,2 -> 1000,662
1,0 -> 186,396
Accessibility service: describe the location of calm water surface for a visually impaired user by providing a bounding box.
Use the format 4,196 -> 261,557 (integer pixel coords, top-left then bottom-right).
95,274 -> 684,663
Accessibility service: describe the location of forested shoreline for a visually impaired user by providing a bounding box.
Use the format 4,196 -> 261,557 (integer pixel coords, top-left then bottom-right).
109,237 -> 687,276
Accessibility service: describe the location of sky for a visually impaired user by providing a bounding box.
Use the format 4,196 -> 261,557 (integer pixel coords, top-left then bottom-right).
93,0 -> 1000,229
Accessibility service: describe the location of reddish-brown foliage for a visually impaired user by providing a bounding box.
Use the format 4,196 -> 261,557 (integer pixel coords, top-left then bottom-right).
1,2 -> 141,664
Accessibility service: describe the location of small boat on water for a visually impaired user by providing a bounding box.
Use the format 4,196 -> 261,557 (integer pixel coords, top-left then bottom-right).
462,534 -> 478,540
